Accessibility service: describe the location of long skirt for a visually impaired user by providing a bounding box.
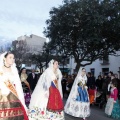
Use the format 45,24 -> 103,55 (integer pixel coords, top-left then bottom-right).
65,86 -> 90,118
28,85 -> 64,120
47,86 -> 64,111
111,100 -> 120,119
89,95 -> 95,104
0,91 -> 28,120
88,89 -> 95,104
105,98 -> 114,116
22,82 -> 31,105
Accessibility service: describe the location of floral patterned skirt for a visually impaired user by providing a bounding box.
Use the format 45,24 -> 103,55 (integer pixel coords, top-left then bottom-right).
28,86 -> 64,120
65,99 -> 90,118
111,100 -> 120,119
28,109 -> 64,120
65,87 -> 90,118
105,98 -> 114,116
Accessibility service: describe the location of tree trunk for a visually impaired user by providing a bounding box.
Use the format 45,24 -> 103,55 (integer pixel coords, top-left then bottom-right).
75,62 -> 81,73
39,63 -> 43,73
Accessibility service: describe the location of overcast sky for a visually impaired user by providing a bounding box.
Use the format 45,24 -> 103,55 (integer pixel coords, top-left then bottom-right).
0,0 -> 63,43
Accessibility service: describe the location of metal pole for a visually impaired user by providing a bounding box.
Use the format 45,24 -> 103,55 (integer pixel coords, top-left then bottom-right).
63,57 -> 65,75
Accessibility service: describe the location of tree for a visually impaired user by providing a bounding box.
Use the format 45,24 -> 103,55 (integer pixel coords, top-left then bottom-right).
11,40 -> 28,69
44,0 -> 120,71
30,43 -> 64,73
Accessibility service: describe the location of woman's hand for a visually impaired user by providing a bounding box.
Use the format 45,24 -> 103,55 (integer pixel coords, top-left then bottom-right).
84,86 -> 88,90
24,80 -> 30,90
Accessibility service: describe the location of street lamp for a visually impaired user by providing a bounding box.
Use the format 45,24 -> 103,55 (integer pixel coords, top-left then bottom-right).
62,55 -> 67,75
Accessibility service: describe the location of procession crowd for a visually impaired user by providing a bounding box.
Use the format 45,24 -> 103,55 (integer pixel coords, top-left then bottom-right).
0,51 -> 120,120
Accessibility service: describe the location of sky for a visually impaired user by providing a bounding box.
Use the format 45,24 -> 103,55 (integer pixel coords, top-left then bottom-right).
0,0 -> 63,43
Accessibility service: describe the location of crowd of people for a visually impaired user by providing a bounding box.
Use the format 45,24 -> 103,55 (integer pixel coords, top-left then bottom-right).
61,70 -> 120,119
0,51 -> 120,120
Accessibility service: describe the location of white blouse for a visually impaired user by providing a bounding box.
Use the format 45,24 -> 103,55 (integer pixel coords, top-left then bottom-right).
0,72 -> 15,95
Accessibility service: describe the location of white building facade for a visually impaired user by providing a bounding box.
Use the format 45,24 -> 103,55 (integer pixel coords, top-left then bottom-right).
17,34 -> 46,54
68,52 -> 120,79
17,34 -> 46,70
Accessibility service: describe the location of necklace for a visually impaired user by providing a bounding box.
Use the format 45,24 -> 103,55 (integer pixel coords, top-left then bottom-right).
4,64 -> 11,68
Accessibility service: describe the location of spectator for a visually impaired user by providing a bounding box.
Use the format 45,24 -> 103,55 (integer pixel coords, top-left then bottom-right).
61,75 -> 67,98
87,72 -> 95,89
96,75 -> 103,91
27,69 -> 38,92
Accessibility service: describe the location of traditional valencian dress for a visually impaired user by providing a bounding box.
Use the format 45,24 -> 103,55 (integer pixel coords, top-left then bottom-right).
105,87 -> 120,119
0,68 -> 28,119
28,60 -> 64,120
64,68 -> 90,118
20,73 -> 31,105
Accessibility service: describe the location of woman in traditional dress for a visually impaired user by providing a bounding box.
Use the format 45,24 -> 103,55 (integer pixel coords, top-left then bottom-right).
64,68 -> 90,120
105,79 -> 120,119
29,59 -> 64,120
0,52 -> 28,120
19,68 -> 31,106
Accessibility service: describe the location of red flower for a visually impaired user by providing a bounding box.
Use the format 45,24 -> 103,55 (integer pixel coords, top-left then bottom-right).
41,111 -> 44,115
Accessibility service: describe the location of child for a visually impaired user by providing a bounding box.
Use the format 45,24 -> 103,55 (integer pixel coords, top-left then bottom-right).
105,79 -> 120,119
88,85 -> 96,105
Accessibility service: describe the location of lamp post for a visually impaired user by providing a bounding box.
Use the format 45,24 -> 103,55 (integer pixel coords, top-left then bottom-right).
62,55 -> 67,75
70,56 -> 72,75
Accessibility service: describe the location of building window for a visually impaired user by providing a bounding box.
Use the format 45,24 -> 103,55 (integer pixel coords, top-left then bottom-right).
90,68 -> 95,76
102,68 -> 109,75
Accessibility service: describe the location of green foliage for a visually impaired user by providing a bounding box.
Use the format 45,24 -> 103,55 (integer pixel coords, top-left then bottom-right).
44,0 -> 120,70
30,45 -> 63,71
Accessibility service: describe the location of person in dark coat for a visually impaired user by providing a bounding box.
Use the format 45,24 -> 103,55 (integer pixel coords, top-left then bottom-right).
61,75 -> 67,98
96,75 -> 103,91
87,72 -> 96,89
27,69 -> 38,92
